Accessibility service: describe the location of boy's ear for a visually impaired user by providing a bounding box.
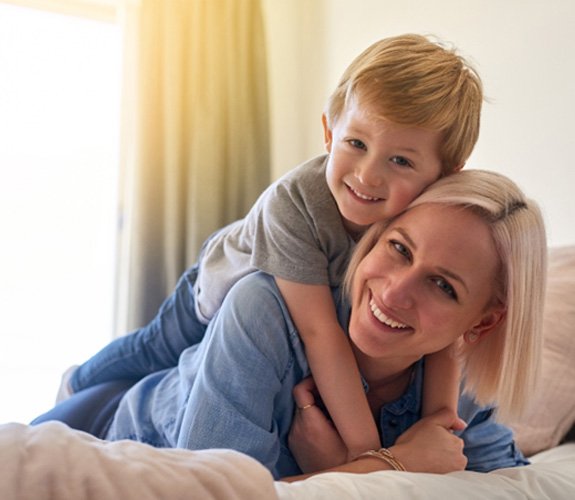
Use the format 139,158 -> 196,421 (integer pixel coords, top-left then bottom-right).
321,114 -> 333,153
453,162 -> 465,172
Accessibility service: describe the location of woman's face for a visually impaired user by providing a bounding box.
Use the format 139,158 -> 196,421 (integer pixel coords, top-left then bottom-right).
349,203 -> 502,364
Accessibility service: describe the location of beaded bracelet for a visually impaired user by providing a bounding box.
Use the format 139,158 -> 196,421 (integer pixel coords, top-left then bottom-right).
352,448 -> 406,471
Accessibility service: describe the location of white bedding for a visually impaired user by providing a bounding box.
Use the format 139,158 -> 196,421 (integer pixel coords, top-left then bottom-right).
276,444 -> 575,499
2,421 -> 575,500
0,421 -> 277,500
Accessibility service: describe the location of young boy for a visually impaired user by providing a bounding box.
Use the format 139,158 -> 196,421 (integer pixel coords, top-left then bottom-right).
58,34 -> 482,459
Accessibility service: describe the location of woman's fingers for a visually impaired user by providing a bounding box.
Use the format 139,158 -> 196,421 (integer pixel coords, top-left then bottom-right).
292,376 -> 317,410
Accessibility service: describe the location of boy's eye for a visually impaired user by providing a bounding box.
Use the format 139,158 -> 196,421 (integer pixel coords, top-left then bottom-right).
432,277 -> 458,300
390,156 -> 412,168
348,139 -> 367,150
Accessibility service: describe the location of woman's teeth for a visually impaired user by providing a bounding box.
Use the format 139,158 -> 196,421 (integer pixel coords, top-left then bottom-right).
369,298 -> 408,328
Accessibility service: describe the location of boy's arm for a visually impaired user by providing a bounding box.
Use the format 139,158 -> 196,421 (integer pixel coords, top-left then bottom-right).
422,345 -> 461,418
275,277 -> 380,459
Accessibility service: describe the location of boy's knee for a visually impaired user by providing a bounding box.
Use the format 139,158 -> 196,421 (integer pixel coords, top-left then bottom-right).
217,272 -> 296,355
225,272 -> 282,314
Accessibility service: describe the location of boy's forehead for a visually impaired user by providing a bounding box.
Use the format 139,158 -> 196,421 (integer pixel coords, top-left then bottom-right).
341,97 -> 416,135
344,93 -> 385,120
340,96 -> 389,129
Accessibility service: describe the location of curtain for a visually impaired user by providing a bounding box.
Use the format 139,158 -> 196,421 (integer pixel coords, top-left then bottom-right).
114,0 -> 270,334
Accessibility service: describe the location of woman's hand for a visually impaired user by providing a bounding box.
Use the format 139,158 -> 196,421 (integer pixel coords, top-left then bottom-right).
390,408 -> 468,473
288,377 -> 348,472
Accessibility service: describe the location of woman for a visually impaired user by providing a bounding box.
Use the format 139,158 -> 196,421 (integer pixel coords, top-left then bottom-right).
33,169 -> 546,480
286,169 -> 547,478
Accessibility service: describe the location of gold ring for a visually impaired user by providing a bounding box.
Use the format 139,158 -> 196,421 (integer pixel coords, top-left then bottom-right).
298,403 -> 314,411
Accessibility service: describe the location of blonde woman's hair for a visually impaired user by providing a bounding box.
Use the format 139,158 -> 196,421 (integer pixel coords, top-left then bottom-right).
344,170 -> 547,422
325,34 -> 483,174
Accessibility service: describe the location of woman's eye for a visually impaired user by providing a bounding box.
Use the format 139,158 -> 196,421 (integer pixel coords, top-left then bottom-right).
433,277 -> 458,300
390,156 -> 412,168
348,139 -> 367,150
391,240 -> 411,260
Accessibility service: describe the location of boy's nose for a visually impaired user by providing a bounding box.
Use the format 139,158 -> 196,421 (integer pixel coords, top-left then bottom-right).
355,157 -> 383,187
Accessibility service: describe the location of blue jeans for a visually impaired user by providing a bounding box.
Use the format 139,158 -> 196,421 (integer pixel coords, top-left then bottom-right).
70,265 -> 207,392
31,380 -> 133,438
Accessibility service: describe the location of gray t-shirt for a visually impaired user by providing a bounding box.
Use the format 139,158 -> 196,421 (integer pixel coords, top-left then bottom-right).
194,154 -> 355,323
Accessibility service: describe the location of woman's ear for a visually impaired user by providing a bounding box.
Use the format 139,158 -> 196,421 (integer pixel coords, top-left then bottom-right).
322,114 -> 333,153
465,305 -> 506,344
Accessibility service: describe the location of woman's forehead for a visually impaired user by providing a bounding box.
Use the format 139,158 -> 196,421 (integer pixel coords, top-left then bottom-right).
382,204 -> 499,282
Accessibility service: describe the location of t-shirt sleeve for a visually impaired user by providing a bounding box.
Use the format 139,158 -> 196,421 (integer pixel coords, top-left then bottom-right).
249,159 -> 351,286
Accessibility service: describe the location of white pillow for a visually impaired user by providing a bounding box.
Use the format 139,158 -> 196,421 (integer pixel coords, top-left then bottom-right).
510,246 -> 575,456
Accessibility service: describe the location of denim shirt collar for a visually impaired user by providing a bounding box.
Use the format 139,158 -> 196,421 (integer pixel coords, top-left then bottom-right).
377,359 -> 423,416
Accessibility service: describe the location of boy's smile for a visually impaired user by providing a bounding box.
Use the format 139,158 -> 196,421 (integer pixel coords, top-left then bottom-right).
323,100 -> 444,238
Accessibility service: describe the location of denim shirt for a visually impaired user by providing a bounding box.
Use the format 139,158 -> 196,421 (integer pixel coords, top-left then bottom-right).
106,272 -> 527,479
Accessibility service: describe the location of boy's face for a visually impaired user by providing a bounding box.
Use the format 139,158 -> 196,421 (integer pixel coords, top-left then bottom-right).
323,100 -> 445,237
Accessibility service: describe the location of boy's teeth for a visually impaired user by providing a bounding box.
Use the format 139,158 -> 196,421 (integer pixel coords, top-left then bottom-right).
352,187 -> 379,201
370,298 -> 408,328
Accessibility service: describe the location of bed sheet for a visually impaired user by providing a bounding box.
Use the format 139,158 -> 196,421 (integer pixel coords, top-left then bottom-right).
275,443 -> 575,499
2,420 -> 574,500
0,421 -> 277,500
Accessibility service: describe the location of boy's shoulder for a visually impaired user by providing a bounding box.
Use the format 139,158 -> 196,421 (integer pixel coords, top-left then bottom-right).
254,153 -> 337,222
276,154 -> 328,186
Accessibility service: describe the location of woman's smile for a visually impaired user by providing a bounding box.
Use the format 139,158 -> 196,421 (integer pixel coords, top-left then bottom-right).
349,203 -> 501,361
368,295 -> 410,331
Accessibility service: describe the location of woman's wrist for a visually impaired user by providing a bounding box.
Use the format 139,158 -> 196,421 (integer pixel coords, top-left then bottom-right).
351,447 -> 406,472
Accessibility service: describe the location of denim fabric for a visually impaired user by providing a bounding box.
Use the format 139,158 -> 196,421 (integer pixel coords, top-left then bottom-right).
71,265 -> 207,392
105,272 -> 527,479
31,380 -> 133,438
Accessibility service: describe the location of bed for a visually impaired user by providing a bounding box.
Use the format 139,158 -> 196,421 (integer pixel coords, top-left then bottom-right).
2,246 -> 574,500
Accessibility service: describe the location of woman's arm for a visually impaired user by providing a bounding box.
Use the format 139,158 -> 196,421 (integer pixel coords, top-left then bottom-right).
284,407 -> 468,482
175,273 -> 308,479
276,277 -> 380,460
458,394 -> 529,471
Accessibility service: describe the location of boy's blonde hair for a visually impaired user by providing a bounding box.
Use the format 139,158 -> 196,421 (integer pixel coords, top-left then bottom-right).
325,34 -> 483,174
344,169 -> 547,422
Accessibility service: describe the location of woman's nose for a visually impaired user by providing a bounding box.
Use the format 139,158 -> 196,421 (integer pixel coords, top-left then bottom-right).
379,271 -> 415,310
355,157 -> 383,187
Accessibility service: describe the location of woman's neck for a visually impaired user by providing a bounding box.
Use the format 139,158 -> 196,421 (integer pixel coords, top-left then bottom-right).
353,347 -> 419,410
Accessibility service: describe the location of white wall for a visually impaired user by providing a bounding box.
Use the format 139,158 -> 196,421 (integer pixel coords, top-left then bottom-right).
262,0 -> 575,247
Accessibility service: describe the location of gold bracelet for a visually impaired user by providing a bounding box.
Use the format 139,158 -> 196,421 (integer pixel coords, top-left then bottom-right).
353,448 -> 406,471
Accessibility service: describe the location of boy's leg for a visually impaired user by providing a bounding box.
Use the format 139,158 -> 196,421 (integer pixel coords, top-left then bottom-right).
31,380 -> 134,439
71,264 -> 207,392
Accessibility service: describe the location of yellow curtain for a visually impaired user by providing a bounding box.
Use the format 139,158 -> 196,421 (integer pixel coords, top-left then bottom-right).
115,0 -> 270,334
